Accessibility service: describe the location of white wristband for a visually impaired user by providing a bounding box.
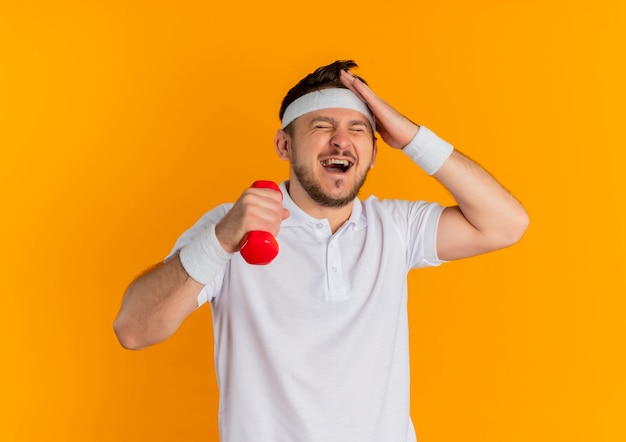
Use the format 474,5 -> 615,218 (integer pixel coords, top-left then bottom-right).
179,224 -> 232,285
402,126 -> 454,175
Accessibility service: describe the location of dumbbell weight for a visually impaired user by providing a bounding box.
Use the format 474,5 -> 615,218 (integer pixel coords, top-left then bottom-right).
239,180 -> 282,265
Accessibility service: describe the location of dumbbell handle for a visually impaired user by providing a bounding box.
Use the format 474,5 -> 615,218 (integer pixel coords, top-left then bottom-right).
239,180 -> 282,265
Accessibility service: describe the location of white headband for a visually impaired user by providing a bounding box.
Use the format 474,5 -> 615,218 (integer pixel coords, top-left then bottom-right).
281,88 -> 376,131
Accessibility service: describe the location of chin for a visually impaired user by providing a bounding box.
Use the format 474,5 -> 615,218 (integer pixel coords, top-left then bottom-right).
314,183 -> 361,208
292,163 -> 368,208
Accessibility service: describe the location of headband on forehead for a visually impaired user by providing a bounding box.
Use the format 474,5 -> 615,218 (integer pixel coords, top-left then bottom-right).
281,88 -> 376,131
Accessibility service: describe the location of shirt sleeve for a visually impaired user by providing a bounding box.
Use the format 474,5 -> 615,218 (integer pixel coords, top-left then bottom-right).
378,198 -> 447,269
412,201 -> 446,268
165,203 -> 233,306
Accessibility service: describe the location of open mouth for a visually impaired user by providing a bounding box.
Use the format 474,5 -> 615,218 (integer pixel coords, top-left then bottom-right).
320,158 -> 353,173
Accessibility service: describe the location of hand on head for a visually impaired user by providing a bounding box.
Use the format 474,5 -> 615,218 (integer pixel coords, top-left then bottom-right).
339,69 -> 420,149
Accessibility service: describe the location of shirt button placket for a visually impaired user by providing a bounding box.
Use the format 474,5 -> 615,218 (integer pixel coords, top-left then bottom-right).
327,237 -> 346,299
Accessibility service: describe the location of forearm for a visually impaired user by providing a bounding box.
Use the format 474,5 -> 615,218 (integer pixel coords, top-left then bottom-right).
436,150 -> 528,236
114,254 -> 203,350
402,126 -> 528,260
433,149 -> 529,259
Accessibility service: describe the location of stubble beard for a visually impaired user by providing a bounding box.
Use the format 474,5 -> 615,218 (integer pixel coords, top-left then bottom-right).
291,152 -> 370,208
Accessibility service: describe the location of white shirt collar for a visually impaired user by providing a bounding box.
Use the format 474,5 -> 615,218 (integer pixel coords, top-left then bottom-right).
279,181 -> 367,231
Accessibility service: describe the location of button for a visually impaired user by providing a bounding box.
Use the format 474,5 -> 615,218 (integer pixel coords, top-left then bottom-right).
316,223 -> 324,229
331,267 -> 338,273
329,242 -> 335,248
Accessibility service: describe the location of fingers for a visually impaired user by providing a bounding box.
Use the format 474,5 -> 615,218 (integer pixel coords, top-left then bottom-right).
339,69 -> 365,101
339,69 -> 419,149
216,187 -> 285,253
239,187 -> 285,236
340,69 -> 395,122
339,69 -> 372,104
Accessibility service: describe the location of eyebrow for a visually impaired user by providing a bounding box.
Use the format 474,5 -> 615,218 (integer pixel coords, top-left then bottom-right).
309,116 -> 335,125
308,116 -> 369,127
347,120 -> 369,128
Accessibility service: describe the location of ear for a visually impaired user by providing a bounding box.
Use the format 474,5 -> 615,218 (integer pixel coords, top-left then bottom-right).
370,137 -> 378,168
274,129 -> 291,161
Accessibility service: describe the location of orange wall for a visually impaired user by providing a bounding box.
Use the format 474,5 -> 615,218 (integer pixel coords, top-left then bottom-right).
1,1 -> 625,441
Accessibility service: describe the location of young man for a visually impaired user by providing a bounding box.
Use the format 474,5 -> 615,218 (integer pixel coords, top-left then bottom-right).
114,60 -> 529,442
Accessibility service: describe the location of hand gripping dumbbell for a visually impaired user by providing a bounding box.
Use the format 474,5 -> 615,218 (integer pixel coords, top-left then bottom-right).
238,180 -> 282,265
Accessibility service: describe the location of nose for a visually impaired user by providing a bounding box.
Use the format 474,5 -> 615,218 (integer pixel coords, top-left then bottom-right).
330,129 -> 352,149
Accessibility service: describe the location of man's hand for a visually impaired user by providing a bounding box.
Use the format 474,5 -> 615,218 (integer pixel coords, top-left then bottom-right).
215,186 -> 289,253
339,69 -> 419,149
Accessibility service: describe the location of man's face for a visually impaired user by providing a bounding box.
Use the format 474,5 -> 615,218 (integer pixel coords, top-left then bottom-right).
280,107 -> 377,208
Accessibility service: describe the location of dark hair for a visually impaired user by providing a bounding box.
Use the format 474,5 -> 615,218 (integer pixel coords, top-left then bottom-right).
278,60 -> 368,125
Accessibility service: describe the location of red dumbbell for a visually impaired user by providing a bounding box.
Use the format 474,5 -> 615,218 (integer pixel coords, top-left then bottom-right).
239,180 -> 283,265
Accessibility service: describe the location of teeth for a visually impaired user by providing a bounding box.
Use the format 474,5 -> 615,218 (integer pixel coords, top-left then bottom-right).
321,159 -> 350,167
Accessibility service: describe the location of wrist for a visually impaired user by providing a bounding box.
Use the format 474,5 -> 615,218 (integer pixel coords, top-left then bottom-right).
402,126 -> 454,175
179,224 -> 232,284
214,221 -> 238,254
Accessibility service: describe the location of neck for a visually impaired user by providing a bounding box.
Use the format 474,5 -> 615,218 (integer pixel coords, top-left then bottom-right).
285,181 -> 354,233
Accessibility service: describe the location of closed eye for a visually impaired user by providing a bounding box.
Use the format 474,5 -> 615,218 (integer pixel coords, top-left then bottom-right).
348,121 -> 369,133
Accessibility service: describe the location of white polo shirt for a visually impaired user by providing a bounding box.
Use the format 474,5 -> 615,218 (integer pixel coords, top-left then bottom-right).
169,182 -> 446,442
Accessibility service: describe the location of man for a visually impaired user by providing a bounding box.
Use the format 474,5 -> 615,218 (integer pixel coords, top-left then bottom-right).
114,60 -> 529,442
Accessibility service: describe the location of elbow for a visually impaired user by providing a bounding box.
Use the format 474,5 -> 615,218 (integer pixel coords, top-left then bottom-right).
113,316 -> 150,351
480,208 -> 530,253
113,312 -> 175,351
512,207 -> 530,243
500,208 -> 530,248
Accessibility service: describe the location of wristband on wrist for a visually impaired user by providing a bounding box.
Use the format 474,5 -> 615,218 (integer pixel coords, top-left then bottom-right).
179,224 -> 232,285
402,126 -> 454,175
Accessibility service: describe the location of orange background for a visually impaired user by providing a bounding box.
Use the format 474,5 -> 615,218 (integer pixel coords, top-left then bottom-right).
1,1 -> 625,441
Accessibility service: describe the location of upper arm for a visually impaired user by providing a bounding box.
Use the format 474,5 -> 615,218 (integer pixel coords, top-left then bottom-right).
436,205 -> 503,261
